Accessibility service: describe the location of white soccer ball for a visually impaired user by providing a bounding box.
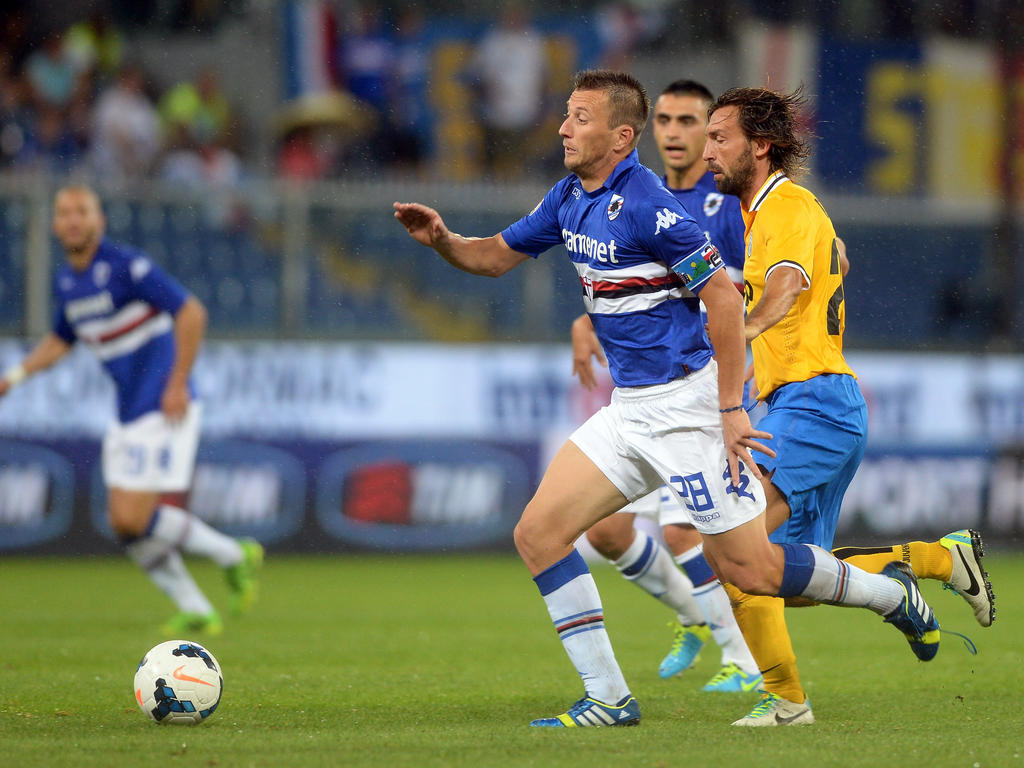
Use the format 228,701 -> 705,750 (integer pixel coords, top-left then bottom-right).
133,640 -> 223,724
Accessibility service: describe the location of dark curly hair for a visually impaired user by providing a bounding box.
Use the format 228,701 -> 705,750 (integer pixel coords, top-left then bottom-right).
708,86 -> 812,179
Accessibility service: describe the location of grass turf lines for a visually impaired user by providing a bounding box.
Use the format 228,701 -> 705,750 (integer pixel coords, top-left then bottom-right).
1,552 -> 1021,767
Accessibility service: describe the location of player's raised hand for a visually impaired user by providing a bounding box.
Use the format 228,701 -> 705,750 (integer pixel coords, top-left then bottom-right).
720,408 -> 774,485
570,314 -> 606,391
393,202 -> 451,252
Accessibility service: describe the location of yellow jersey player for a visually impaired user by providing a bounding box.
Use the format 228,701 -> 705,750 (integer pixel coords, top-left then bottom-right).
703,86 -> 946,727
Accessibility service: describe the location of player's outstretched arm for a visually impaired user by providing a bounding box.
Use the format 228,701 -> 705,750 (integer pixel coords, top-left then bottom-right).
0,333 -> 72,398
699,271 -> 774,483
570,313 -> 605,391
393,201 -> 530,277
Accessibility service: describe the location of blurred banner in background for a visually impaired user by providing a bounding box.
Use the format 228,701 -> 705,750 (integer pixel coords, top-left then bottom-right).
1,340 -> 1022,553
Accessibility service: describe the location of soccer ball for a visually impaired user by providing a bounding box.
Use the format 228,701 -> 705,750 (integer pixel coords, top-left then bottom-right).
134,640 -> 223,724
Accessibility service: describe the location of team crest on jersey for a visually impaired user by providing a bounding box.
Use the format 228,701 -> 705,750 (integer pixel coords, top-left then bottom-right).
579,274 -> 594,301
702,193 -> 724,217
572,187 -> 582,200
607,194 -> 624,220
92,261 -> 110,287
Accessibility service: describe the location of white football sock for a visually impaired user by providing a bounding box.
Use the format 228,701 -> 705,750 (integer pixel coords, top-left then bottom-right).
614,530 -> 702,625
126,537 -> 213,615
780,543 -> 904,616
535,550 -> 631,704
149,505 -> 242,567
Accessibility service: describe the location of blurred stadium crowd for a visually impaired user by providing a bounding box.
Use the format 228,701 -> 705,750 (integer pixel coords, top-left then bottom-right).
0,0 -> 1019,347
1,0 -> 1017,183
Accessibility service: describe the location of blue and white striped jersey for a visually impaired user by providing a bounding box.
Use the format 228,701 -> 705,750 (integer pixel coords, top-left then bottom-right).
667,171 -> 745,289
501,150 -> 724,388
52,239 -> 192,423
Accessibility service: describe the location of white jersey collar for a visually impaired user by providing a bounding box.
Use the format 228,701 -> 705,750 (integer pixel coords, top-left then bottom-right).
749,170 -> 789,213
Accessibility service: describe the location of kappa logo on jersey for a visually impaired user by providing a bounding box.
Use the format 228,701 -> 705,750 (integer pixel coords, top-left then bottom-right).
654,207 -> 681,235
702,192 -> 724,217
607,193 -> 624,220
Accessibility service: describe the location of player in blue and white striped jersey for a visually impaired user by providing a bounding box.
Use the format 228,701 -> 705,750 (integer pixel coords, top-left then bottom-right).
0,185 -> 261,635
397,70 -> 939,729
396,70 -> 770,728
576,81 -> 760,694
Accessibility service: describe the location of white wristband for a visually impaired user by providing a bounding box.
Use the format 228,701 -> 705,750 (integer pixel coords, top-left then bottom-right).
3,364 -> 27,387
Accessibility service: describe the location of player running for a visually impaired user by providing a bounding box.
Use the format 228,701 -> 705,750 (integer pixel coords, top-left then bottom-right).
0,184 -> 262,635
574,80 -> 761,693
702,86 -> 964,726
395,70 -> 939,729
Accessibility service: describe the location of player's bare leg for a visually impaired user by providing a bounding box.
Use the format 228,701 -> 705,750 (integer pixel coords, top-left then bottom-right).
515,440 -> 641,727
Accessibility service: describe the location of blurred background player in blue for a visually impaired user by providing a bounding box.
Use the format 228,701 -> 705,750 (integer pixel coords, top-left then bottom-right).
0,184 -> 262,635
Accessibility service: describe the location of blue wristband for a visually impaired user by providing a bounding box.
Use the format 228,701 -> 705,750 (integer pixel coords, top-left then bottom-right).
719,405 -> 743,413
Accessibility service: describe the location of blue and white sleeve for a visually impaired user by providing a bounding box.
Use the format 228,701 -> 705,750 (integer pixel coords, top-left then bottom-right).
129,256 -> 189,315
500,184 -> 565,258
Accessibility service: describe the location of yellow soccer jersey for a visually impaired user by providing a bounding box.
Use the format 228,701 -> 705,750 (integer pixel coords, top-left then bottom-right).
741,171 -> 854,399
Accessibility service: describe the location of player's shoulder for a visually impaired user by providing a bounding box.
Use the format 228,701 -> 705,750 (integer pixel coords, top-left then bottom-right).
619,163 -> 686,217
756,177 -> 816,220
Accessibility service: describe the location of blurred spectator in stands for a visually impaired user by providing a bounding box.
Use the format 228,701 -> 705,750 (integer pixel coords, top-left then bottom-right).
90,65 -> 160,180
159,130 -> 243,190
336,2 -> 393,171
14,104 -> 84,173
0,49 -> 32,168
159,68 -> 234,149
471,7 -> 548,179
338,3 -> 393,116
385,7 -> 430,174
276,125 -> 333,182
24,30 -> 84,111
594,2 -> 671,69
0,5 -> 32,73
65,12 -> 125,84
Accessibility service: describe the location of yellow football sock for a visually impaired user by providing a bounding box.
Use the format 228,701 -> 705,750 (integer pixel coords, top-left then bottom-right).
831,541 -> 952,581
723,584 -> 805,704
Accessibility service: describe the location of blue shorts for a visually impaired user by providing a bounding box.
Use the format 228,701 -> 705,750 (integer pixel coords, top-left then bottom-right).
753,374 -> 868,549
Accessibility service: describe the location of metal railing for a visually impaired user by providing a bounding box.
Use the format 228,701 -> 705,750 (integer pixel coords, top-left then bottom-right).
0,171 -> 1019,349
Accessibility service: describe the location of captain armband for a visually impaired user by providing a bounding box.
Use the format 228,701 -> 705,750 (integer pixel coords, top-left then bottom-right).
670,242 -> 724,290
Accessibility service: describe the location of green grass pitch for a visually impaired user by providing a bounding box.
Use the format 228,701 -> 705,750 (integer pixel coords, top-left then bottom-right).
1,551 -> 1021,767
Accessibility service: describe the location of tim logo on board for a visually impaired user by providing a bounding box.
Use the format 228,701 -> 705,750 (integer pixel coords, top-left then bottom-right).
316,440 -> 532,550
0,440 -> 75,550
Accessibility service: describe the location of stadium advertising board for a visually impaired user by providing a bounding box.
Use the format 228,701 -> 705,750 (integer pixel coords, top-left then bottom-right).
0,440 -> 74,550
0,340 -> 1022,551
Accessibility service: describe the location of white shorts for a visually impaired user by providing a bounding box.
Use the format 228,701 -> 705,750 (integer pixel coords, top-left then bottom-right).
570,360 -> 765,536
619,485 -> 694,527
102,402 -> 201,492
